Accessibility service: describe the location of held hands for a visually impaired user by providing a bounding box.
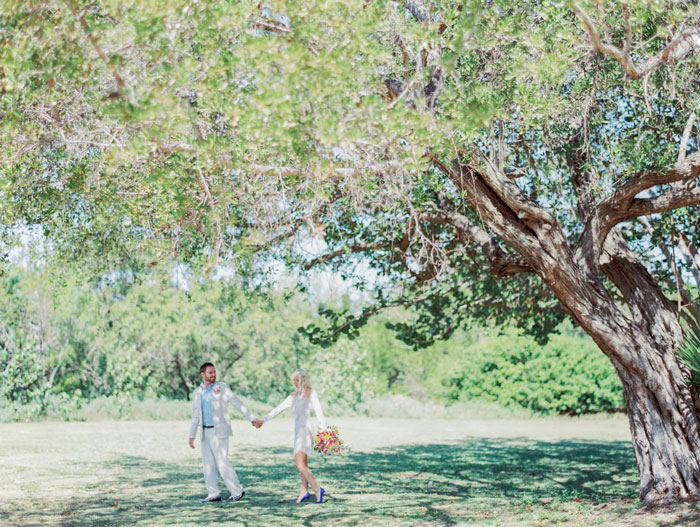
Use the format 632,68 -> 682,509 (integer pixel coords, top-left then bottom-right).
252,419 -> 263,429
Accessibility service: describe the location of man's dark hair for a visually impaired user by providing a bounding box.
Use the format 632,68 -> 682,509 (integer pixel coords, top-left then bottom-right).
200,362 -> 215,374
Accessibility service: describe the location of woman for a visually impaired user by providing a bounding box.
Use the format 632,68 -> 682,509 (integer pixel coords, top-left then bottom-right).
253,369 -> 326,503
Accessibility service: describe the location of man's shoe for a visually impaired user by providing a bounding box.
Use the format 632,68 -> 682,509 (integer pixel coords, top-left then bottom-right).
227,491 -> 245,503
200,495 -> 222,503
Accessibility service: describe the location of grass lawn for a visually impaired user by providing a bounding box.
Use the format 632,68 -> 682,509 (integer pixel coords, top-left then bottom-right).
1,416 -> 699,526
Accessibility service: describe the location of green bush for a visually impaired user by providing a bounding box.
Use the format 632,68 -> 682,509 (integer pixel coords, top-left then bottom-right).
310,338 -> 375,410
442,330 -> 624,415
0,265 -> 628,420
0,390 -> 84,422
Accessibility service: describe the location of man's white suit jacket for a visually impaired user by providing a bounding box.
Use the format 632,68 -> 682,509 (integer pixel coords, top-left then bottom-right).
189,382 -> 256,439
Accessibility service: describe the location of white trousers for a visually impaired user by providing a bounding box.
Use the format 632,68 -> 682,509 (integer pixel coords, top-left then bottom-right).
201,429 -> 243,498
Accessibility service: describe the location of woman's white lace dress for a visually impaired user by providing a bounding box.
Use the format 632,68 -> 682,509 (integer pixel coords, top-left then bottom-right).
261,390 -> 326,455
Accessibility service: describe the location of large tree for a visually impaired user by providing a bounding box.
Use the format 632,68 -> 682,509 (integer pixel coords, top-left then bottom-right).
3,0 -> 700,506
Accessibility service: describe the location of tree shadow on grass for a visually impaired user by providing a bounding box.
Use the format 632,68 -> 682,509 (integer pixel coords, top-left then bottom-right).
658,510 -> 700,526
5,437 -> 640,527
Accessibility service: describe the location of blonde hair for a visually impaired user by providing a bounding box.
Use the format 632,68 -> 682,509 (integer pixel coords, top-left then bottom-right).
292,369 -> 311,394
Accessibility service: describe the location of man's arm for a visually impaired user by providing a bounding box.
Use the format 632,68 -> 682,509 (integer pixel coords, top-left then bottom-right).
188,391 -> 201,447
223,384 -> 256,422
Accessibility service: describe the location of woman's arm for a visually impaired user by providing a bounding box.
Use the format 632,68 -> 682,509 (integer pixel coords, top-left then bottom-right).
310,390 -> 326,429
261,395 -> 293,422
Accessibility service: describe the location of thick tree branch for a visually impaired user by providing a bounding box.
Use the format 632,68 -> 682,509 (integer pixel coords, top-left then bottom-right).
613,152 -> 700,206
626,186 -> 700,218
601,230 -> 685,350
475,152 -> 558,228
431,156 -> 546,262
429,154 -> 588,296
574,4 -> 700,79
578,151 -> 700,273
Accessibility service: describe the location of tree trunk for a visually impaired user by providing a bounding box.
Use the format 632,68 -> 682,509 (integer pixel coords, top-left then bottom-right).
543,264 -> 700,507
444,157 -> 700,506
615,347 -> 700,507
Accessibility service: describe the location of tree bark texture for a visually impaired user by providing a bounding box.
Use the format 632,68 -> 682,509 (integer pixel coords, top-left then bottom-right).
617,348 -> 700,506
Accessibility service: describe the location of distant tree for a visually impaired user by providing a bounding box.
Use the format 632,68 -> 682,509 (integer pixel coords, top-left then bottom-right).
3,0 -> 700,506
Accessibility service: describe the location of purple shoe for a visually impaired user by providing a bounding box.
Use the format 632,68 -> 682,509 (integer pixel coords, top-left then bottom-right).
314,488 -> 325,504
296,492 -> 311,503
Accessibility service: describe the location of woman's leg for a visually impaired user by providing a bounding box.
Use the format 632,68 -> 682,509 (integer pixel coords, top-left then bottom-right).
294,452 -> 321,500
296,472 -> 309,503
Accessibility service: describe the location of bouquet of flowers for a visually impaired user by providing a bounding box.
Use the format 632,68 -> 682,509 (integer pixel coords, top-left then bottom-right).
313,425 -> 349,456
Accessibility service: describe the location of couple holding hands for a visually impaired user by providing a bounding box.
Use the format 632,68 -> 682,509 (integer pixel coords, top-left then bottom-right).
188,363 -> 327,504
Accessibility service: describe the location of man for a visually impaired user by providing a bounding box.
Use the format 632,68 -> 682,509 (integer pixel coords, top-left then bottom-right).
189,362 -> 257,503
